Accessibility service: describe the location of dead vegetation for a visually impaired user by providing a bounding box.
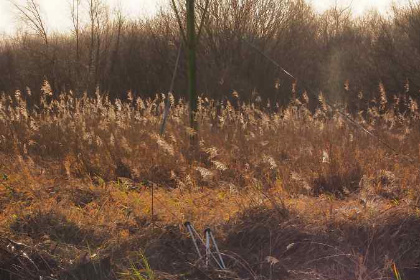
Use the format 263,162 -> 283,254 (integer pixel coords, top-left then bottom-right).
1,83 -> 420,279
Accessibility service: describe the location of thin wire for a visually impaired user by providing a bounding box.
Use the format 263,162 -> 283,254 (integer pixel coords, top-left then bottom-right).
160,41 -> 183,136
153,194 -> 184,224
150,3 -> 418,271
244,40 -> 295,80
202,7 -> 418,164
153,40 -> 183,231
243,35 -> 417,163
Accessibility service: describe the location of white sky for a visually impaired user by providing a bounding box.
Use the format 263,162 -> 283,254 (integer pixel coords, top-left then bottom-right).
0,0 -> 412,35
0,0 -> 165,35
309,0 -> 409,15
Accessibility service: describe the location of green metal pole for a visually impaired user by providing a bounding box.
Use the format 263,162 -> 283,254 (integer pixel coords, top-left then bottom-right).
187,0 -> 197,130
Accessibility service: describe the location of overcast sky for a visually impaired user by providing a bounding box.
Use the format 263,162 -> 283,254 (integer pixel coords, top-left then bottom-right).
0,0 -> 410,35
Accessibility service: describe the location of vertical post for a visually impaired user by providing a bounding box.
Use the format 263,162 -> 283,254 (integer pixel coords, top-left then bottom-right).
187,0 -> 197,131
151,183 -> 154,232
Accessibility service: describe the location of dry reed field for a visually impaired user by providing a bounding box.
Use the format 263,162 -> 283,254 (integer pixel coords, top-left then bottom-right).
2,81 -> 420,279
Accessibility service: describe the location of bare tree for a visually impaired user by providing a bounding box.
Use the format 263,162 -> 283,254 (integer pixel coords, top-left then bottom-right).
106,4 -> 125,91
70,0 -> 81,63
11,0 -> 49,46
85,0 -> 110,90
10,0 -> 61,92
69,0 -> 82,89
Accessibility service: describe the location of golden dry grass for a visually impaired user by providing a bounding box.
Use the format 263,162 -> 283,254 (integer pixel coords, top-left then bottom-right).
1,83 -> 420,279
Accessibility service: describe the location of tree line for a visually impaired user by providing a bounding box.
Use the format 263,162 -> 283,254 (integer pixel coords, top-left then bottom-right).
1,0 -> 420,108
